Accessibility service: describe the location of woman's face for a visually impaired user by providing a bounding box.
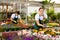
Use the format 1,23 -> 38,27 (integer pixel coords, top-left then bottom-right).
16,13 -> 18,15
39,9 -> 44,15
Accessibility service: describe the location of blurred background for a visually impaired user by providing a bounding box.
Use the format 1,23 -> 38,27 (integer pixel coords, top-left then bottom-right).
0,0 -> 60,24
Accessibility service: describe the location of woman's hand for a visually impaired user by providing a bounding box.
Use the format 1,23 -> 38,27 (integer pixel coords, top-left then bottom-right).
40,24 -> 45,27
42,25 -> 45,28
14,21 -> 16,23
10,18 -> 17,23
38,24 -> 44,27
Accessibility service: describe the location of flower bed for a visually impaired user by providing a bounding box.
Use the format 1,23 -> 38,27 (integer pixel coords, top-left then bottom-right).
1,29 -> 60,40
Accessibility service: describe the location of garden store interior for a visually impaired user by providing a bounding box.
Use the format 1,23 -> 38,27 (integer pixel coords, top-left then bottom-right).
0,0 -> 60,40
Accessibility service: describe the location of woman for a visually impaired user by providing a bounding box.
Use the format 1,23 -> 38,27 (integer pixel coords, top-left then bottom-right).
11,11 -> 22,24
34,6 -> 48,30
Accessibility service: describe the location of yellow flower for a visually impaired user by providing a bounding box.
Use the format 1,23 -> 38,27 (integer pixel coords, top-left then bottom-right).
39,28 -> 42,31
32,29 -> 38,33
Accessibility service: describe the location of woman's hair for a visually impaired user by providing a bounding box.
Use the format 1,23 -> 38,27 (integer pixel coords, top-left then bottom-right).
39,6 -> 45,11
16,11 -> 20,14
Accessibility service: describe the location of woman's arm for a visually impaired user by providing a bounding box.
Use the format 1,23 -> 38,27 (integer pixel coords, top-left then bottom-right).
10,18 -> 16,23
10,14 -> 17,23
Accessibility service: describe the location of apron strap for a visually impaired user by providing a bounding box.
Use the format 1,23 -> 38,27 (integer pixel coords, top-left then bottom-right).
12,14 -> 18,24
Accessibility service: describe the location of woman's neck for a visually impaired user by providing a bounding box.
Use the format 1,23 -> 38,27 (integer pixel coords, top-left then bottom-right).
39,13 -> 44,16
15,14 -> 18,16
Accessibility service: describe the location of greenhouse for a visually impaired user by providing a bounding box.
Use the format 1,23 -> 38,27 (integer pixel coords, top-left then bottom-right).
0,0 -> 60,40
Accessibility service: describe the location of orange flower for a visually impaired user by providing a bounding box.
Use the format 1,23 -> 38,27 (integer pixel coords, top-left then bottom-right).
5,22 -> 9,24
51,32 -> 55,34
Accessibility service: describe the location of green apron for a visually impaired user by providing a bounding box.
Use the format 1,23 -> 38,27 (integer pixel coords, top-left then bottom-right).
12,15 -> 18,24
34,19 -> 43,30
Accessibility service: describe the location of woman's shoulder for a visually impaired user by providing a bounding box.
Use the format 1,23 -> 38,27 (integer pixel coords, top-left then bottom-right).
35,14 -> 40,18
35,14 -> 39,16
12,13 -> 15,15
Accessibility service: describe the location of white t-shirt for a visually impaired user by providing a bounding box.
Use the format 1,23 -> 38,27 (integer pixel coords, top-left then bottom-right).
35,13 -> 47,20
11,14 -> 21,19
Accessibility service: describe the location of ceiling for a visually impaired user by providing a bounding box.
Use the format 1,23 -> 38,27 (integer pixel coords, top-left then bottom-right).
0,0 -> 27,3
0,0 -> 42,6
0,0 -> 42,3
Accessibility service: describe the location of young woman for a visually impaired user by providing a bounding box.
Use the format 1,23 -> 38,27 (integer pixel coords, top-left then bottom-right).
34,6 -> 48,30
11,11 -> 22,24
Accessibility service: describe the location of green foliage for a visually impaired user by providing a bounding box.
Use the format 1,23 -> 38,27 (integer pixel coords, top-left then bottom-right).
50,14 -> 57,21
57,13 -> 60,20
0,12 -> 4,21
27,11 -> 37,24
47,7 -> 54,17
31,12 -> 37,19
43,18 -> 49,23
46,6 -> 57,21
41,0 -> 51,5
47,11 -> 54,17
20,12 -> 26,20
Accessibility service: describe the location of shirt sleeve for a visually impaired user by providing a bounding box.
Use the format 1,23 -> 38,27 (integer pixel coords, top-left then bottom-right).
18,15 -> 21,19
44,13 -> 48,19
35,14 -> 39,20
11,14 -> 15,19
